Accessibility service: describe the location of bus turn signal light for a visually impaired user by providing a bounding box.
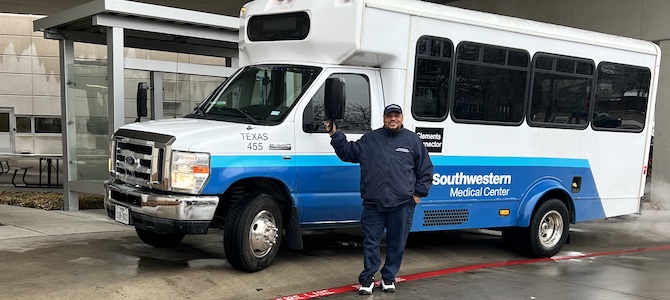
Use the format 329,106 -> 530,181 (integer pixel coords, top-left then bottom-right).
499,209 -> 510,216
192,166 -> 209,174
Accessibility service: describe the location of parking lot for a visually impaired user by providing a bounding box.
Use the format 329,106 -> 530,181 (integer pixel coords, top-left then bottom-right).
0,204 -> 669,300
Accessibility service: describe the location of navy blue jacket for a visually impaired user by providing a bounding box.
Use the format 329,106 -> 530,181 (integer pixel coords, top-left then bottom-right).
330,127 -> 433,209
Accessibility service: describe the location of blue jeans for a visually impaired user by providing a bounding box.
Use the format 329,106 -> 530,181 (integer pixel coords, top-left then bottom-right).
358,201 -> 416,284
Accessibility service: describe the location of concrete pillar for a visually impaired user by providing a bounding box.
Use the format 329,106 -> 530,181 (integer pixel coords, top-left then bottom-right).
650,40 -> 670,205
150,72 -> 163,120
107,26 -> 125,133
59,39 -> 78,211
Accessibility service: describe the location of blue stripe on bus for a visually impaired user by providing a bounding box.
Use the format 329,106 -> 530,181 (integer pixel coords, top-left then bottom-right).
211,155 -> 590,168
203,154 -> 605,226
430,156 -> 590,168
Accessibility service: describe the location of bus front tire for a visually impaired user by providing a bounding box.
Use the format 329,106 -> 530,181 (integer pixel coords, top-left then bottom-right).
135,227 -> 185,248
518,199 -> 569,257
223,193 -> 283,272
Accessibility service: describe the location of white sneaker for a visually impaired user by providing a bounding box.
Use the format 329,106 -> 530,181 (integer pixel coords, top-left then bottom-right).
358,277 -> 375,295
381,279 -> 396,292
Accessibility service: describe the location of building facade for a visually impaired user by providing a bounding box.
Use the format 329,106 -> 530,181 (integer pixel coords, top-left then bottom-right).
2,0 -> 669,204
0,12 -> 226,155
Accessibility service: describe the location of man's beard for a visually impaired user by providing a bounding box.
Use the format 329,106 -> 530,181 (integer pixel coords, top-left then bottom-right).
384,124 -> 402,132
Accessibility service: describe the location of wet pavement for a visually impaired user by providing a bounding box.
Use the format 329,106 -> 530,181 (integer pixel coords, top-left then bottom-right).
324,249 -> 670,299
0,204 -> 669,300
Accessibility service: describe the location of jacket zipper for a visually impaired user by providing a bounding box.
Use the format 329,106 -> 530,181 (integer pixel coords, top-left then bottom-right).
385,133 -> 391,203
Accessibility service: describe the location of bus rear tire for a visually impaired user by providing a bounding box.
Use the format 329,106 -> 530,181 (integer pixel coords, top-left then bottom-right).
135,227 -> 185,248
223,193 -> 283,272
518,199 -> 569,257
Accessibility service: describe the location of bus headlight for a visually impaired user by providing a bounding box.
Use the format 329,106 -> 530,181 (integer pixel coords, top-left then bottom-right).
170,151 -> 210,193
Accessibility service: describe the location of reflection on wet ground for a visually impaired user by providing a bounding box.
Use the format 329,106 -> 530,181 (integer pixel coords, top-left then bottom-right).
0,212 -> 668,299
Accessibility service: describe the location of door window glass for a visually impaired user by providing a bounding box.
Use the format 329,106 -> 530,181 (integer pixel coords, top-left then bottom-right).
0,113 -> 9,132
303,73 -> 372,134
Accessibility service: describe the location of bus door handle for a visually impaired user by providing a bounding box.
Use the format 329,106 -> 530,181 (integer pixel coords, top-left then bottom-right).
282,156 -> 291,160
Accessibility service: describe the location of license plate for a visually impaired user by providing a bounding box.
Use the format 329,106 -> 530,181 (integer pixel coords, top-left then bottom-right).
114,205 -> 130,225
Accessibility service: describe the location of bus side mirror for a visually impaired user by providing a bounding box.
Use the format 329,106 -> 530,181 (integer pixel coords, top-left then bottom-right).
136,82 -> 148,122
324,78 -> 345,120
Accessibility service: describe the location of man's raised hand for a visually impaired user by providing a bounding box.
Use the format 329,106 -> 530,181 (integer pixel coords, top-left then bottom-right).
323,120 -> 336,136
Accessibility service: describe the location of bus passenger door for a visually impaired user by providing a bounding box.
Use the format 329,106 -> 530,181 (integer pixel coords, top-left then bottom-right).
294,70 -> 381,225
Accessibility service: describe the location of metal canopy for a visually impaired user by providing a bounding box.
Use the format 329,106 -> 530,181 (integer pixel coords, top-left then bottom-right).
33,0 -> 240,57
31,0 -> 240,211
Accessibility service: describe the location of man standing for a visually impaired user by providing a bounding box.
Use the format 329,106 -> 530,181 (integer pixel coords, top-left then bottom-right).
324,104 -> 433,295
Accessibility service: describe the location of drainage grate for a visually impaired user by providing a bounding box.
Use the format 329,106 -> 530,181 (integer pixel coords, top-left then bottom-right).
423,209 -> 469,226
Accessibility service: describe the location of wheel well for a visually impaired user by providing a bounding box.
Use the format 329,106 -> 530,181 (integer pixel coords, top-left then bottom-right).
535,189 -> 575,223
211,177 -> 292,229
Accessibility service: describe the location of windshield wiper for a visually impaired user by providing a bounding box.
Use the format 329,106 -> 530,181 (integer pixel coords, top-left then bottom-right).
185,106 -> 205,118
227,108 -> 259,124
194,106 -> 205,116
188,107 -> 260,124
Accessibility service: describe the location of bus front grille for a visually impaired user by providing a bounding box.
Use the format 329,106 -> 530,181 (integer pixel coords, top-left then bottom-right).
111,129 -> 175,190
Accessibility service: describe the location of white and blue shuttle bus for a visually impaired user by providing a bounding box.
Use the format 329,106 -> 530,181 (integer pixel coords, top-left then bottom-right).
104,0 -> 659,272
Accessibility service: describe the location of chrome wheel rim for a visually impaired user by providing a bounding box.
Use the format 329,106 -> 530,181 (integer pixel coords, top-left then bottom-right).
538,210 -> 563,248
249,210 -> 279,258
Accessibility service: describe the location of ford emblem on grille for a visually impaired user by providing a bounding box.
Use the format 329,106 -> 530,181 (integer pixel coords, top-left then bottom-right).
125,156 -> 136,166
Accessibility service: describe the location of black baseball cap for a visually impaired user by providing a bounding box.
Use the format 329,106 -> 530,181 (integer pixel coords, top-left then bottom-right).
384,104 -> 402,115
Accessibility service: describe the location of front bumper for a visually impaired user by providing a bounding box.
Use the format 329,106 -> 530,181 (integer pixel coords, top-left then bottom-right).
104,181 -> 219,233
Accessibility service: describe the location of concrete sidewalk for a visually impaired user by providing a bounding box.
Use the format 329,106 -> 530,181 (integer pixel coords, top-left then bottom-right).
0,200 -> 667,242
0,204 -> 133,240
1,202 -> 667,241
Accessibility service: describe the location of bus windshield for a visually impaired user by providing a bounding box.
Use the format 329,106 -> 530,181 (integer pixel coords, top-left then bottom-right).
187,65 -> 322,125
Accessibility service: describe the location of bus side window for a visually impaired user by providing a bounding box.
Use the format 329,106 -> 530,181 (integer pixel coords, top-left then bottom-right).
412,36 -> 453,120
593,62 -> 651,132
452,42 -> 529,124
528,54 -> 594,128
302,73 -> 372,134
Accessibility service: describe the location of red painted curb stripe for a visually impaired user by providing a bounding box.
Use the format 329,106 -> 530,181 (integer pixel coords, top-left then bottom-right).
272,245 -> 670,300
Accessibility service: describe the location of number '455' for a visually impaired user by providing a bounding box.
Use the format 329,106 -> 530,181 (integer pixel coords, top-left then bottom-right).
247,143 -> 263,151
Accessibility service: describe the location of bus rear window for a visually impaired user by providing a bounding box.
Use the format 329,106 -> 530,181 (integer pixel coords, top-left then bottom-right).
248,12 -> 310,42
